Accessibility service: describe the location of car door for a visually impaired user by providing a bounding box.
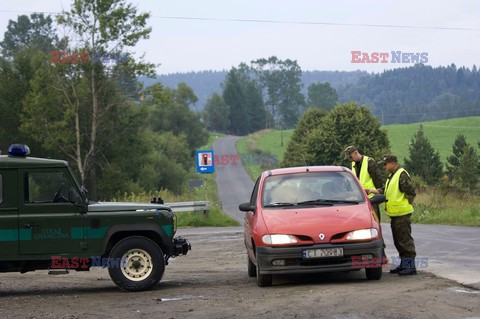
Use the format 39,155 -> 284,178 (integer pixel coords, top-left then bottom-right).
18,168 -> 86,254
0,169 -> 19,256
244,177 -> 260,260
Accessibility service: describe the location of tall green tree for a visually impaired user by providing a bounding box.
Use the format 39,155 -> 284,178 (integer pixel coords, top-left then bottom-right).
456,145 -> 480,190
404,125 -> 443,185
307,82 -> 338,111
0,13 -> 58,152
446,133 -> 468,179
283,108 -> 326,167
223,68 -> 249,135
204,92 -> 230,133
146,83 -> 208,151
22,0 -> 154,200
304,103 -> 389,165
251,56 -> 305,129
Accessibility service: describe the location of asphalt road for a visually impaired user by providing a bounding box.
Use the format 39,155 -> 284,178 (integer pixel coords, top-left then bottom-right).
212,136 -> 480,287
212,136 -> 254,224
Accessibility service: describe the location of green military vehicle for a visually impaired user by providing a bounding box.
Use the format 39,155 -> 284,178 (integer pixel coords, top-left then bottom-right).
0,144 -> 190,291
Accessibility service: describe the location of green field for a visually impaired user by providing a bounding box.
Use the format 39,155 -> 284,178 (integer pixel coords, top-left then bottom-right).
387,117 -> 480,164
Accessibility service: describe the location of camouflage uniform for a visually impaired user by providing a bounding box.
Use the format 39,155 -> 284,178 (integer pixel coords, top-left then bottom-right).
387,170 -> 417,259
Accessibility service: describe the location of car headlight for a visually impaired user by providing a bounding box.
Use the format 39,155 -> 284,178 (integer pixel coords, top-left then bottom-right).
262,234 -> 298,245
346,228 -> 378,240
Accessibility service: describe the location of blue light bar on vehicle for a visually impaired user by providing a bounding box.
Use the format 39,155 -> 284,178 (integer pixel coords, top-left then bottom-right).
8,144 -> 30,157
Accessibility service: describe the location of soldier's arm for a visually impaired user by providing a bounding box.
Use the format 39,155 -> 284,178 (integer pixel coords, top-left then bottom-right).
367,158 -> 384,189
399,171 -> 416,204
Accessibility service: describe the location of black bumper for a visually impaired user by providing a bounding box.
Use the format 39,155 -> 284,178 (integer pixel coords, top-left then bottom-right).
256,239 -> 383,275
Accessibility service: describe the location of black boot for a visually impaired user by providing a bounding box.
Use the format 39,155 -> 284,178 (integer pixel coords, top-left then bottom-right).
389,257 -> 404,273
398,258 -> 417,276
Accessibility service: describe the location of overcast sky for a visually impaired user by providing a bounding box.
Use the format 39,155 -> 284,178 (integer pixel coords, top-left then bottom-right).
0,0 -> 479,74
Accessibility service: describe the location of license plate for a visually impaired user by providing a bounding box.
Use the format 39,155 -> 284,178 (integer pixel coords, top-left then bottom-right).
303,248 -> 344,259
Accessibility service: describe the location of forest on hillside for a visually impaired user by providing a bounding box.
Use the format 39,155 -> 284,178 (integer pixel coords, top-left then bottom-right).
146,64 -> 480,125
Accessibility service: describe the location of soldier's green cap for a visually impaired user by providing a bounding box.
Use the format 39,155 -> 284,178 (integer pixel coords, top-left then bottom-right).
378,154 -> 398,165
344,145 -> 357,160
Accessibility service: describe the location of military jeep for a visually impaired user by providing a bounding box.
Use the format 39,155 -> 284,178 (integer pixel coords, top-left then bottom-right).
0,144 -> 190,291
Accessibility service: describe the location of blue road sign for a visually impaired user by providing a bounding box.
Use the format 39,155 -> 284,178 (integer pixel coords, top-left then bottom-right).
196,150 -> 215,174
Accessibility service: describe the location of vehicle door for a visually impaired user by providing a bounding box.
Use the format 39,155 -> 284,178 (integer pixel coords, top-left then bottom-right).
244,177 -> 260,260
0,169 -> 19,256
18,168 -> 85,254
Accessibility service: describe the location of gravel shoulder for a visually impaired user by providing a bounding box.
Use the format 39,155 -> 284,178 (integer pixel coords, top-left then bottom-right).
1,228 -> 479,319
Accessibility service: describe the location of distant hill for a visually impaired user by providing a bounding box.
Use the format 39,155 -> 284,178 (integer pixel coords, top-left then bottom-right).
139,70 -> 370,111
338,64 -> 480,124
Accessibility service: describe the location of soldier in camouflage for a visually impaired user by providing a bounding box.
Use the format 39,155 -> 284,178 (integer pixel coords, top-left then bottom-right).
366,154 -> 417,276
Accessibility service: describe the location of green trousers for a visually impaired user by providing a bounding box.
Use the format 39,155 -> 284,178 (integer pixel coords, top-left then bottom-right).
390,214 -> 416,259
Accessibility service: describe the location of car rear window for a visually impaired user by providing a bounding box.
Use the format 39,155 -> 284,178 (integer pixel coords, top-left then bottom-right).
262,171 -> 364,206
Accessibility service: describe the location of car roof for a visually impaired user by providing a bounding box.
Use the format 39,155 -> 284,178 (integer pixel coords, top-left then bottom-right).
264,166 -> 349,177
0,155 -> 68,169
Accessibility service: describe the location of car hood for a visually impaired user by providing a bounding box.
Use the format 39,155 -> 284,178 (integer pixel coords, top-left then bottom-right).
88,202 -> 172,212
260,204 -> 373,242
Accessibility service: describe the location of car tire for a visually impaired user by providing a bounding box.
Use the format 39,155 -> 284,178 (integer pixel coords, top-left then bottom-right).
255,255 -> 272,287
108,236 -> 165,291
247,256 -> 257,277
365,266 -> 383,280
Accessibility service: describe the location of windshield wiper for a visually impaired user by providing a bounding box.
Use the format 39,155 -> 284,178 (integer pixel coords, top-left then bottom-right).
264,202 -> 295,207
297,199 -> 359,205
296,199 -> 334,206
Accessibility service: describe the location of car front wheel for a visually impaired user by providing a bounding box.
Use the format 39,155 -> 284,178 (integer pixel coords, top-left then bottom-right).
108,236 -> 165,291
365,266 -> 383,280
247,256 -> 256,277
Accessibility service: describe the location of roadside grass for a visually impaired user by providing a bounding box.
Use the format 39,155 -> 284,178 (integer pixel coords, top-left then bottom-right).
236,129 -> 288,180
114,132 -> 240,228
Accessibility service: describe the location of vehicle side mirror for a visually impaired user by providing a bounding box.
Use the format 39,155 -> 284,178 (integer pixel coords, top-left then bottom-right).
239,202 -> 255,212
69,187 -> 80,204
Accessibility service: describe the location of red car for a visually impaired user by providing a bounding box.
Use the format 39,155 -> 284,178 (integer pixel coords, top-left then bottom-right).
239,166 -> 384,287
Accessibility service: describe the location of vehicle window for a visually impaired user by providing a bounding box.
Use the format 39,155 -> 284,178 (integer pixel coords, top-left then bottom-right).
26,171 -> 73,203
0,173 -> 2,204
262,171 -> 364,206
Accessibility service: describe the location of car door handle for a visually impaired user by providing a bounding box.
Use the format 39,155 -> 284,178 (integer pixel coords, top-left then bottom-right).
24,224 -> 39,229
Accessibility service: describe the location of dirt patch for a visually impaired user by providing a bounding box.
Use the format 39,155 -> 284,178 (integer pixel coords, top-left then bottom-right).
1,230 -> 479,319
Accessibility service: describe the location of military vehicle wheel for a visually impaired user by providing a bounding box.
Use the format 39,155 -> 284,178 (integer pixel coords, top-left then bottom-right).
108,236 -> 165,291
247,256 -> 256,277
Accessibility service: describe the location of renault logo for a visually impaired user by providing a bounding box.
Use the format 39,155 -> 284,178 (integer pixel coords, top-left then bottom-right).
319,233 -> 325,240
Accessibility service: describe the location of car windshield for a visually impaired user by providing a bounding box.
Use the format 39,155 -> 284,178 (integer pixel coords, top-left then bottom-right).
262,171 -> 364,207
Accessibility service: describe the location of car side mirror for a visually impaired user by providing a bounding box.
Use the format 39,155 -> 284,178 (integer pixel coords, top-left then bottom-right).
69,187 -> 87,212
239,202 -> 255,212
369,194 -> 386,205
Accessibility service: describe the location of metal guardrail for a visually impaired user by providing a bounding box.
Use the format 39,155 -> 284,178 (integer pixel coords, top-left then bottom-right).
165,201 -> 210,214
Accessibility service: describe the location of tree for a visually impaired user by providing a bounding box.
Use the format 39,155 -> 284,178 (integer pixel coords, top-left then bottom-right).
223,68 -> 249,135
23,0 -> 154,200
204,92 -> 230,133
307,82 -> 338,111
456,145 -> 480,190
404,125 -> 443,185
282,108 -> 326,167
251,56 -> 305,129
0,13 -> 57,59
146,83 -> 208,151
303,103 -> 389,166
446,133 -> 468,179
0,13 -> 58,152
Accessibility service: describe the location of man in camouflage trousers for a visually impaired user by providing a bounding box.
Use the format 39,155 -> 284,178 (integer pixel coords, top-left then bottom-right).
344,146 -> 384,220
366,154 -> 417,276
